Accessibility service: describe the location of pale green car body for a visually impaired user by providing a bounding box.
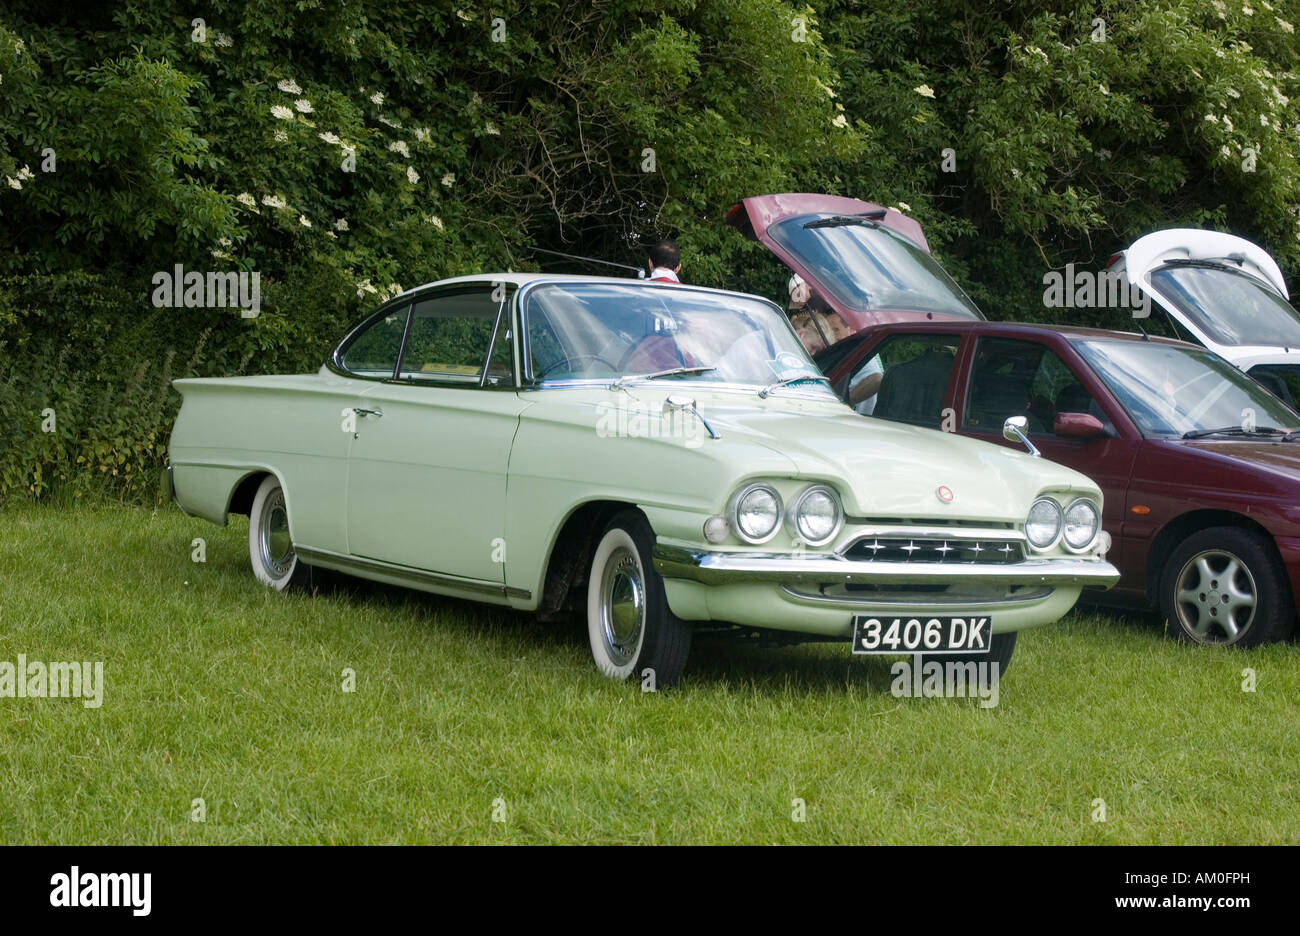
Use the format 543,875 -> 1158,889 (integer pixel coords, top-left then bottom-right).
168,274 -> 1118,649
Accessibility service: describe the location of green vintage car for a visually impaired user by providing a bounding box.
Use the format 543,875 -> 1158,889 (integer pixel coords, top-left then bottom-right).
166,274 -> 1119,684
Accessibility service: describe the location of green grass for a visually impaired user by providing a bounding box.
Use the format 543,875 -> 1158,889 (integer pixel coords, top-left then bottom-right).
1,499 -> 1298,844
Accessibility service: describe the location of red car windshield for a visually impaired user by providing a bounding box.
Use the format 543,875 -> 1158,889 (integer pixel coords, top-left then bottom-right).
1076,338 -> 1299,439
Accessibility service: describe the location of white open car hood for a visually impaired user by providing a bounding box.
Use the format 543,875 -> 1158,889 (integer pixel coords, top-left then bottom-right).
1113,228 -> 1300,371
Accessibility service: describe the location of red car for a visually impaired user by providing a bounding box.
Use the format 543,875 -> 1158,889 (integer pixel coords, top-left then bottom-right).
816,320 -> 1300,646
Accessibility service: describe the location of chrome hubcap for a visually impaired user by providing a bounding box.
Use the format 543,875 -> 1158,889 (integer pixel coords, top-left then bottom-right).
259,490 -> 295,578
1174,549 -> 1257,645
600,547 -> 645,666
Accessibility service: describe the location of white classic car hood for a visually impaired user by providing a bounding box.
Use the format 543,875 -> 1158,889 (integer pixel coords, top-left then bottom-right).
523,385 -> 1098,525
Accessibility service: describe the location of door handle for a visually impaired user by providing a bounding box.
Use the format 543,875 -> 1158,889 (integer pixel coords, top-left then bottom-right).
354,407 -> 384,418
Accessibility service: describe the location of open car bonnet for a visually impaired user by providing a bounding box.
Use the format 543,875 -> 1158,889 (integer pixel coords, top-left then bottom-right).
726,193 -> 983,334
1112,228 -> 1300,373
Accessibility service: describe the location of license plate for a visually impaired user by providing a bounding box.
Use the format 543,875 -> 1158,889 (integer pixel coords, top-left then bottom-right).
851,616 -> 992,655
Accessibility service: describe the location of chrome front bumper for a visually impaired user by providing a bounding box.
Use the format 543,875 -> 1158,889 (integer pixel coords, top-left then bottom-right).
653,544 -> 1120,589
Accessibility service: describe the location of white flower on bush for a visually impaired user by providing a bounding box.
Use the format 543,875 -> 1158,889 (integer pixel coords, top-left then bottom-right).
389,140 -> 411,157
425,214 -> 444,230
384,283 -> 402,299
1205,113 -> 1220,122
1278,17 -> 1295,33
215,32 -> 233,48
913,84 -> 935,99
895,201 -> 911,213
5,176 -> 21,190
441,172 -> 455,188
370,91 -> 384,105
236,192 -> 258,209
273,129 -> 289,143
355,279 -> 379,298
484,121 -> 499,136
334,218 -> 349,231
1242,5 -> 1253,16
294,99 -> 313,113
378,114 -> 402,128
1227,88 -> 1240,98
271,104 -> 295,120
1099,84 -> 1109,95
277,78 -> 302,94
299,214 -> 312,227
1223,115 -> 1234,131
406,166 -> 420,184
17,165 -> 34,181
262,193 -> 288,209
415,127 -> 430,142
318,131 -> 341,145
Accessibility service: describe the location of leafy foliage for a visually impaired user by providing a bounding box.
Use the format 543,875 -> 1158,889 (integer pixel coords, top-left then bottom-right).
2,1 -> 1299,498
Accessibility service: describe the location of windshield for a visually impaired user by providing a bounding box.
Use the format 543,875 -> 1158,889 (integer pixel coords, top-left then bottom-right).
521,281 -> 835,395
768,214 -> 983,319
1074,338 -> 1299,438
1148,263 -> 1300,347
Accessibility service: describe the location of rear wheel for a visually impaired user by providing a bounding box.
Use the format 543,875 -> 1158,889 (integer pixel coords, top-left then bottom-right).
248,475 -> 312,591
1160,527 -> 1294,646
586,510 -> 692,685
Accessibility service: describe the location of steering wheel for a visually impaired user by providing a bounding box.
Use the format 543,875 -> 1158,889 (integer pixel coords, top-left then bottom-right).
538,353 -> 619,380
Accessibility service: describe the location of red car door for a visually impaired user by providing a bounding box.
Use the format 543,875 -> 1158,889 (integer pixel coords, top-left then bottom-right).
954,332 -> 1144,593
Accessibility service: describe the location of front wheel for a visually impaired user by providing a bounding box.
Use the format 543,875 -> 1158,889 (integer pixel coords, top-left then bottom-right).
586,510 -> 692,685
247,475 -> 313,591
1160,527 -> 1295,646
918,631 -> 1016,682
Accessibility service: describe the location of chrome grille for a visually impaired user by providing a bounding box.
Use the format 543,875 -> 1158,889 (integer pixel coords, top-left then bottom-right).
842,537 -> 1025,564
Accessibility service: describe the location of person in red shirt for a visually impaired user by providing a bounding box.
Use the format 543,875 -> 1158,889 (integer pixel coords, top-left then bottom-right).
646,239 -> 682,282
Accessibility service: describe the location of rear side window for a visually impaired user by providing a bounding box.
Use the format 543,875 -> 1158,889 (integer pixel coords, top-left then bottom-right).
341,307 -> 409,378
866,333 -> 961,428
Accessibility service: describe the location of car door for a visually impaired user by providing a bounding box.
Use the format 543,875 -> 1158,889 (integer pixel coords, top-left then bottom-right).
344,283 -> 526,584
836,330 -> 968,429
957,334 -> 1141,571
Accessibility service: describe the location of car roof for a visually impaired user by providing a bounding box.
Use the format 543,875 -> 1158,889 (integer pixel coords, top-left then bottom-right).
395,272 -> 776,305
844,318 -> 1199,349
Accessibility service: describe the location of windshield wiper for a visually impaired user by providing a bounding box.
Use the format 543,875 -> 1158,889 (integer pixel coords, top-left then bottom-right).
757,374 -> 831,398
610,364 -> 716,390
802,209 -> 888,230
1182,425 -> 1283,439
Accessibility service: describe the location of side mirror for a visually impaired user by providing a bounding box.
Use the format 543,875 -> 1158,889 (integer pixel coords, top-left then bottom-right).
664,394 -> 720,440
1054,412 -> 1106,440
1002,416 -> 1040,457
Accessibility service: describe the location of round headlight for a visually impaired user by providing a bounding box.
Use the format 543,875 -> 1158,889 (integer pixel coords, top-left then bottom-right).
791,485 -> 842,546
732,484 -> 782,544
1063,498 -> 1100,551
1025,497 -> 1062,550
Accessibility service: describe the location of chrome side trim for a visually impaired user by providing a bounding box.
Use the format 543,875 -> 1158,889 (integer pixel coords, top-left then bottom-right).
653,543 -> 1119,588
295,546 -> 531,600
